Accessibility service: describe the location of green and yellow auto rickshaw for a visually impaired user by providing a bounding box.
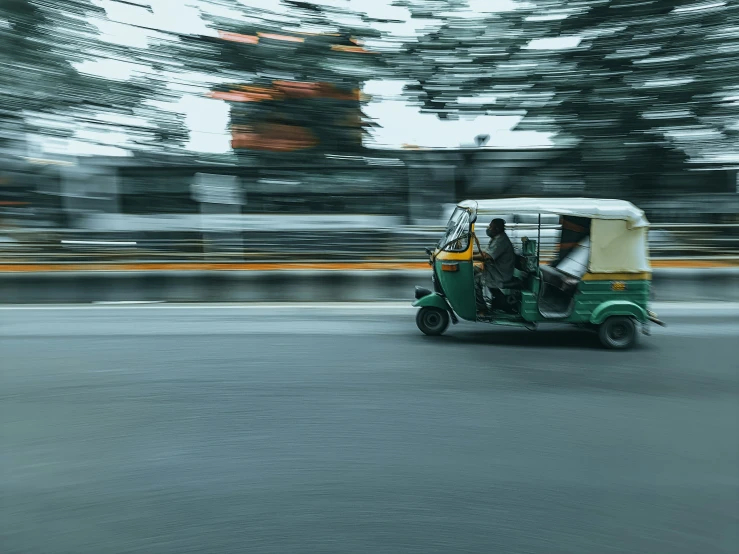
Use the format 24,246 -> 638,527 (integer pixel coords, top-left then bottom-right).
413,198 -> 665,349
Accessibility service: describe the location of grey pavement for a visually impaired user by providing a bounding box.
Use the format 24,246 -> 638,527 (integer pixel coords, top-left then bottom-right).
1,305 -> 738,554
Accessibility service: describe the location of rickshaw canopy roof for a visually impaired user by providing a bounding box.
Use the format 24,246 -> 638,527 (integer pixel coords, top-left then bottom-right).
459,198 -> 649,228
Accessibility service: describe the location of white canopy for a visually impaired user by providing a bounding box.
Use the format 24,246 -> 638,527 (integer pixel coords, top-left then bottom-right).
459,198 -> 649,228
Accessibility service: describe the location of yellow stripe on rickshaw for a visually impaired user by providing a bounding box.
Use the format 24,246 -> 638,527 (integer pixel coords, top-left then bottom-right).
435,249 -> 473,262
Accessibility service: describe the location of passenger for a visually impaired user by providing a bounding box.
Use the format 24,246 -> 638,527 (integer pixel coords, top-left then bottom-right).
475,218 -> 516,312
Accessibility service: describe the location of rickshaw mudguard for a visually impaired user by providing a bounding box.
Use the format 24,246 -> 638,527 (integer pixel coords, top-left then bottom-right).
590,300 -> 648,325
413,292 -> 453,313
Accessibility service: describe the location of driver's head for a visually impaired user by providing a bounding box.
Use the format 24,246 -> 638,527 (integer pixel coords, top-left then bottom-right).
487,218 -> 506,238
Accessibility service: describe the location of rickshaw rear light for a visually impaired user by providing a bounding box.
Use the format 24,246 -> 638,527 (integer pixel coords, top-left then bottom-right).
441,263 -> 458,272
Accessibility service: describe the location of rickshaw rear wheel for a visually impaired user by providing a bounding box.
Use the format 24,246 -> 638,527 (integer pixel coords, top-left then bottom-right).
599,316 -> 637,350
416,307 -> 450,336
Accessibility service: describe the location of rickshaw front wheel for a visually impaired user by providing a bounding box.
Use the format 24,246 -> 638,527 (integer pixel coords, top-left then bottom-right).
416,307 -> 450,336
599,316 -> 637,350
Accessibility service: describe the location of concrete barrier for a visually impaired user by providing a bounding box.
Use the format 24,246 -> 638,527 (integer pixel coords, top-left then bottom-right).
650,268 -> 739,302
0,268 -> 737,304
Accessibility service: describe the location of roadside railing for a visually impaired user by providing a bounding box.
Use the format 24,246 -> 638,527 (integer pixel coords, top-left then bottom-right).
1,224 -> 739,264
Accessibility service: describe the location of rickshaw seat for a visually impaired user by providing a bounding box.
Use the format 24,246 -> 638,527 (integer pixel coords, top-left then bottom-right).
500,279 -> 524,290
515,255 -> 528,271
539,265 -> 579,294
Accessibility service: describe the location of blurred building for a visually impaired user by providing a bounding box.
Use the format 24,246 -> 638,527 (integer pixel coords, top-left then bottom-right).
6,147 -> 734,233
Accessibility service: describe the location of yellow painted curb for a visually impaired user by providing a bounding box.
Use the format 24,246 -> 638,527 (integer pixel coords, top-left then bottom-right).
650,260 -> 739,268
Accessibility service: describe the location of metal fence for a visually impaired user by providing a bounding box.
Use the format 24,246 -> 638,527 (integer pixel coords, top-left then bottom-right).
1,224 -> 738,264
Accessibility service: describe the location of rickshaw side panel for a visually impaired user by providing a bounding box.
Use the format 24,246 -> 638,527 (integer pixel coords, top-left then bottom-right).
520,291 -> 542,322
433,255 -> 477,321
519,272 -> 651,324
570,273 -> 651,323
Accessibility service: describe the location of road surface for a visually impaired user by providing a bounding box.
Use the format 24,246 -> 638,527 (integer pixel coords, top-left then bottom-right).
2,304 -> 738,554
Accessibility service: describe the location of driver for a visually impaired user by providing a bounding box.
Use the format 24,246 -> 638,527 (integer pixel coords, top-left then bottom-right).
475,218 -> 516,312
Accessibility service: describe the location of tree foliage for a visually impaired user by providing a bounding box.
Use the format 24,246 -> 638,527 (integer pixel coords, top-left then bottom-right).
0,0 -> 187,158
164,0 -> 386,162
396,0 -> 739,195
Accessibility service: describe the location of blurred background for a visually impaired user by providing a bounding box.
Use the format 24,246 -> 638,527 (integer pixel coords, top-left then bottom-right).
2,4 -> 739,554
1,0 -> 739,265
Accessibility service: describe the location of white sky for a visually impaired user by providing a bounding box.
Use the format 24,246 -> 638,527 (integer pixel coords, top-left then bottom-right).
58,0 -> 565,156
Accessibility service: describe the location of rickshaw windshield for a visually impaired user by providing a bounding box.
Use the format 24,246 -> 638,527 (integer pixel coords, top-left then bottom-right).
438,207 -> 471,252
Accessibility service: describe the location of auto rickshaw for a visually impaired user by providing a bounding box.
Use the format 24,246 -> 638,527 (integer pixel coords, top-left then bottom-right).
413,198 -> 666,349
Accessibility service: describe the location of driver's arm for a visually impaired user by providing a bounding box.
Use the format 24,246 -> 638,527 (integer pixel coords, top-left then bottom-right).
473,231 -> 495,262
474,245 -> 493,262
473,241 -> 490,261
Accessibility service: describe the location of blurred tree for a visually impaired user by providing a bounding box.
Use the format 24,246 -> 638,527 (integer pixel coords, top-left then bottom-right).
396,0 -> 739,198
0,0 -> 187,158
164,0 -> 386,163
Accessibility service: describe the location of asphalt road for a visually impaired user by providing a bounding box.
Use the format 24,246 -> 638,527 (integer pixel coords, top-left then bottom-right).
2,304 -> 738,554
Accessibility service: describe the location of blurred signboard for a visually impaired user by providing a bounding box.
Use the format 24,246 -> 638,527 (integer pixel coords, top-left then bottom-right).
191,173 -> 242,205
